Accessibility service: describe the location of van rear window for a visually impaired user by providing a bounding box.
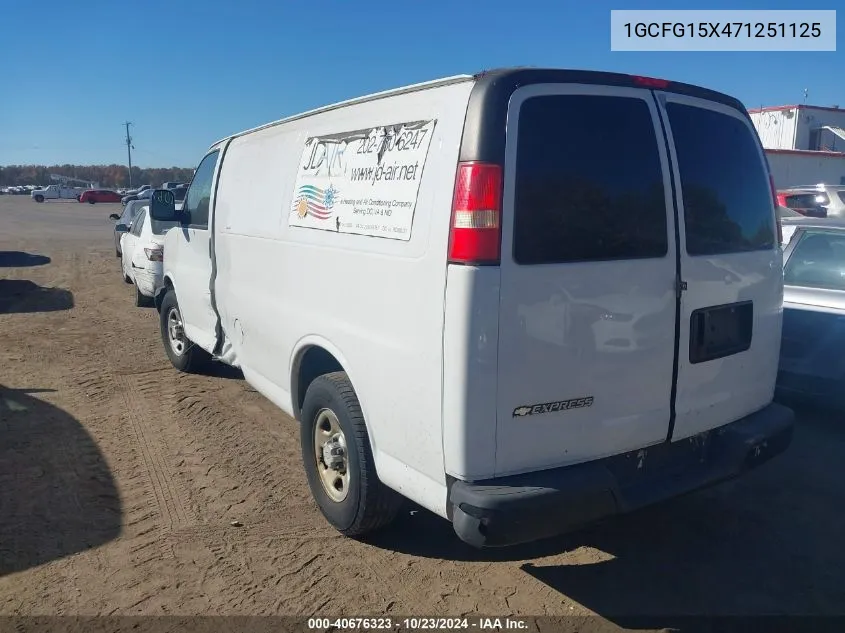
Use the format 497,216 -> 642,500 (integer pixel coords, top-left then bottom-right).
666,103 -> 775,255
512,95 -> 668,265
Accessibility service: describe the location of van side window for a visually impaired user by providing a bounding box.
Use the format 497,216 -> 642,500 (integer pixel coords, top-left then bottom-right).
184,150 -> 220,229
666,104 -> 775,255
512,95 -> 668,265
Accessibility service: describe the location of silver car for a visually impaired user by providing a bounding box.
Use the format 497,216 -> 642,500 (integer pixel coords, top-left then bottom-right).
109,200 -> 149,258
778,218 -> 845,403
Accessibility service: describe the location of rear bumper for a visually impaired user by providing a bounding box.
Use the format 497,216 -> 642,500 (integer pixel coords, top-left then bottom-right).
133,269 -> 159,297
449,402 -> 794,548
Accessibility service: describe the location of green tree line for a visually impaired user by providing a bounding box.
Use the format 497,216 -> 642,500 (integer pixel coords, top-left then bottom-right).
0,164 -> 194,188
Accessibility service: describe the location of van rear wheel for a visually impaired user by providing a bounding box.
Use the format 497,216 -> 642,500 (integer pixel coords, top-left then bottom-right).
159,288 -> 210,373
300,372 -> 402,537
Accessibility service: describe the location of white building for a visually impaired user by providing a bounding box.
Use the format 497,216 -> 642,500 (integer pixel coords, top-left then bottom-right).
749,104 -> 845,188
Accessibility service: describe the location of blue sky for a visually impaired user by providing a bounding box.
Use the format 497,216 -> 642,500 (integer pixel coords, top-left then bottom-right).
0,0 -> 841,167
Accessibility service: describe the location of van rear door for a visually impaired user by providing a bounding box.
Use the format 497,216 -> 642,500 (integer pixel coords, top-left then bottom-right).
658,95 -> 781,441
495,84 -> 679,477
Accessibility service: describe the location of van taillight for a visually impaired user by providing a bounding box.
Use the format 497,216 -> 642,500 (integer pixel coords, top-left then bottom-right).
770,174 -> 782,244
448,162 -> 502,265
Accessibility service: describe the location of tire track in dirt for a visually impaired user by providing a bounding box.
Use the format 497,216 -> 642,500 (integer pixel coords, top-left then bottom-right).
156,371 -> 353,613
165,369 -> 312,521
111,339 -> 466,614
73,296 -> 386,613
128,358 -> 425,614
112,371 -> 191,530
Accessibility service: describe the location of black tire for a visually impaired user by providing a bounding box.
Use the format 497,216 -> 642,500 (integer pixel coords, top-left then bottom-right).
115,248 -> 121,258
300,372 -> 402,537
34,195 -> 44,203
88,198 -> 96,204
134,285 -> 153,308
159,288 -> 210,373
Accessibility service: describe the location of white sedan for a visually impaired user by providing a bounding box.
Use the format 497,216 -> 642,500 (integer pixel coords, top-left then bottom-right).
120,206 -> 178,307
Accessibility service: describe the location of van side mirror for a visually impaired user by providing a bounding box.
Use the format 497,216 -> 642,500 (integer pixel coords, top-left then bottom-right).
149,188 -> 177,221
109,213 -> 120,221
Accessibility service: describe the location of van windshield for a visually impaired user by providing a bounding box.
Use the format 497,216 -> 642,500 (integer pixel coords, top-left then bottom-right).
667,104 -> 775,255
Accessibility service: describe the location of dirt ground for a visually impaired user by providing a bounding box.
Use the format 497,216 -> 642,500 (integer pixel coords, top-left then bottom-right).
1,195 -> 844,629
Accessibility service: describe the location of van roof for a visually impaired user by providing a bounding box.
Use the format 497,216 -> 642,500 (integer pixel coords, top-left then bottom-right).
212,73 -> 475,147
211,67 -> 747,150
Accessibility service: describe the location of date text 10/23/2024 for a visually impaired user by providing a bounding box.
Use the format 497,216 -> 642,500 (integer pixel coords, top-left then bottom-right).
307,617 -> 529,630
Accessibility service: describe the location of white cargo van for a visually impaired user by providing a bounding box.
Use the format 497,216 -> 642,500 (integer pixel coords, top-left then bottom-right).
149,68 -> 794,548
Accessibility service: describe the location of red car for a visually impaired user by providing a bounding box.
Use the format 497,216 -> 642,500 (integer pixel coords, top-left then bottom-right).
78,189 -> 122,204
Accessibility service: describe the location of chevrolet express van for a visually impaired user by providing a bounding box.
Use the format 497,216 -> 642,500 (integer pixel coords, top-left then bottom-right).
149,68 -> 794,548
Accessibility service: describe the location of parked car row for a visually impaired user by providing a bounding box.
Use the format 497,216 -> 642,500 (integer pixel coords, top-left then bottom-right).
0,182 -> 189,204
100,68 -> 803,551
1,185 -> 39,195
121,183 -> 187,206
20,183 -> 124,203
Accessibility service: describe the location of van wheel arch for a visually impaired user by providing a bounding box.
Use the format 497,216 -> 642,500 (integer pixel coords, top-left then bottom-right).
154,276 -> 174,313
293,345 -> 345,420
290,340 -> 378,453
293,344 -> 382,481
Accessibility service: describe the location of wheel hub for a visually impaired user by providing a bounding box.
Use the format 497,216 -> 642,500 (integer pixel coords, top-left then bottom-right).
322,437 -> 346,471
167,307 -> 186,356
314,409 -> 350,502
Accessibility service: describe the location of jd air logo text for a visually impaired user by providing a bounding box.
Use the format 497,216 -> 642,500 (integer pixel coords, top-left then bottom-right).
513,397 -> 594,418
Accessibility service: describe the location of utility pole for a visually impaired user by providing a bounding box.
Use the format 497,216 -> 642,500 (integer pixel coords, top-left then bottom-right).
124,122 -> 134,188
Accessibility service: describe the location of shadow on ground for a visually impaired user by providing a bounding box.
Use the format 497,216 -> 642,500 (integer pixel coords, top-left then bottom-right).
0,280 -> 73,314
0,252 -> 51,267
206,361 -> 244,380
367,404 -> 845,625
0,386 -> 122,576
